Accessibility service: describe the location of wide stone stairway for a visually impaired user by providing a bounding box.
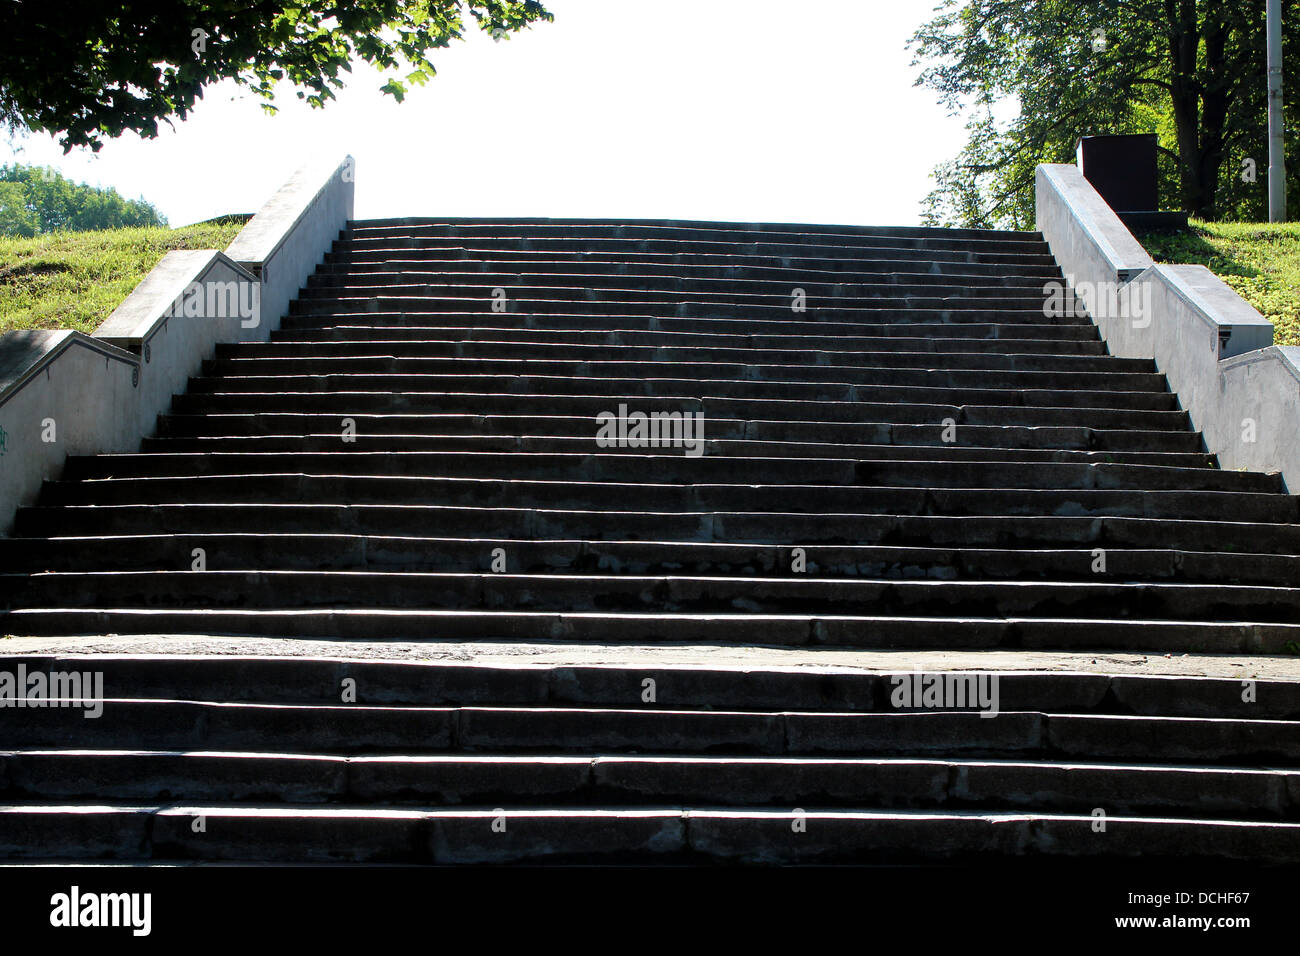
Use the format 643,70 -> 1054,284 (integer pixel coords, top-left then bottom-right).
1,218 -> 1298,863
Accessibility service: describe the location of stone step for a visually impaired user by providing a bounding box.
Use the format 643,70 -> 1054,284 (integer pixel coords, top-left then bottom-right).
19,505 -> 1298,555
296,284 -> 1070,314
138,435 -> 1216,469
181,378 -> 1171,414
154,413 -> 1205,453
4,804 -> 1297,863
170,393 -> 1191,430
2,654 -> 1292,717
322,258 -> 1066,289
290,295 -> 1084,325
326,234 -> 1059,265
6,536 -> 1292,584
229,332 -> 1121,360
2,608 -> 1297,652
345,217 -> 1050,248
62,453 -> 1263,492
274,336 -> 1110,364
199,361 -> 1163,396
271,337 -> 1106,369
349,215 -> 1045,239
319,255 -> 1066,281
279,310 -> 1093,335
38,476 -> 1294,522
305,271 -> 1073,298
8,571 -> 1300,623
332,228 -> 1055,251
227,338 -> 1135,371
0,699 -> 1296,759
300,271 -> 1071,295
3,751 -> 1293,820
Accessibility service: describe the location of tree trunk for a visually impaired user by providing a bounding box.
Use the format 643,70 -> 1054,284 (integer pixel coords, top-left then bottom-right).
1196,6 -> 1233,220
1165,1 -> 1238,219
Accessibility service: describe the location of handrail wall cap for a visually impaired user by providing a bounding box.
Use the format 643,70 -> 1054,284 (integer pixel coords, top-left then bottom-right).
1036,163 -> 1154,280
93,249 -> 255,349
225,155 -> 355,269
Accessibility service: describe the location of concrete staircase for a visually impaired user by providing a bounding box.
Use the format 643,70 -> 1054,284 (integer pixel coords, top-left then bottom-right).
1,218 -> 1298,863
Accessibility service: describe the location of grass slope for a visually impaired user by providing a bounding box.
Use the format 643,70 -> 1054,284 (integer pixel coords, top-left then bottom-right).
0,217 -> 246,335
1142,220 -> 1300,347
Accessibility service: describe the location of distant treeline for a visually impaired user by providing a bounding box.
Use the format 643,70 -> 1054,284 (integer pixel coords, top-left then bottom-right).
0,163 -> 165,237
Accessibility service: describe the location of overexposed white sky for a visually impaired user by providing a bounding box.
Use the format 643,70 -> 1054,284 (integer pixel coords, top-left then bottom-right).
0,0 -> 967,228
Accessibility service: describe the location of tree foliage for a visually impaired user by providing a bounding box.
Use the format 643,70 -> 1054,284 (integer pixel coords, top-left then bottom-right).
910,0 -> 1300,227
0,1 -> 552,151
0,164 -> 166,237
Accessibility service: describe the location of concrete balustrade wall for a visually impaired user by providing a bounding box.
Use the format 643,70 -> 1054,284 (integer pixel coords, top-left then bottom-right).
0,155 -> 355,533
226,156 -> 356,334
0,332 -> 140,535
96,250 -> 261,440
1036,162 -> 1300,490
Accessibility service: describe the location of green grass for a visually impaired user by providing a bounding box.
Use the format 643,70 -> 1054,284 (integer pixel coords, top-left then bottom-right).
0,216 -> 247,334
1141,220 -> 1300,347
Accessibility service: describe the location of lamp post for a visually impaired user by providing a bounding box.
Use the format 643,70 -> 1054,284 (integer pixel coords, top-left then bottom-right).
1268,0 -> 1286,221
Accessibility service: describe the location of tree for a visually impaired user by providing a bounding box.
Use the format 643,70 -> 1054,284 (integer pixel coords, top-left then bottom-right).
0,181 -> 39,238
0,1 -> 552,151
0,164 -> 166,236
909,0 -> 1300,227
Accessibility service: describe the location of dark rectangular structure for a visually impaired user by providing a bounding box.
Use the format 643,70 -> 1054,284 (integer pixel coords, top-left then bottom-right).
1076,133 -> 1159,212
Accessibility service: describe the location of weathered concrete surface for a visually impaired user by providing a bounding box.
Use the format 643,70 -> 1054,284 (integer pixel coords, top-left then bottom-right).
97,250 -> 260,440
3,215 -> 1298,864
1152,264 -> 1275,358
1215,344 -> 1300,479
1,635 -> 1296,681
1037,162 -> 1300,490
1035,163 -> 1151,284
0,332 -> 139,534
1117,266 -> 1299,480
226,155 -> 355,333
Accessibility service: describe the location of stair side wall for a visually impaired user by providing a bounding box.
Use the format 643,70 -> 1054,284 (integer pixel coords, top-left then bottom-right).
1036,163 -> 1300,490
0,156 -> 354,534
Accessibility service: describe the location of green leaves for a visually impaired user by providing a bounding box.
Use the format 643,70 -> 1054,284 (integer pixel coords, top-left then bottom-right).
911,0 -> 1300,226
0,1 -> 553,150
0,164 -> 166,237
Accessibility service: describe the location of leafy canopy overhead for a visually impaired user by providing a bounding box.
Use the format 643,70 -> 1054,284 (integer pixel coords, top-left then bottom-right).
0,1 -> 553,151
